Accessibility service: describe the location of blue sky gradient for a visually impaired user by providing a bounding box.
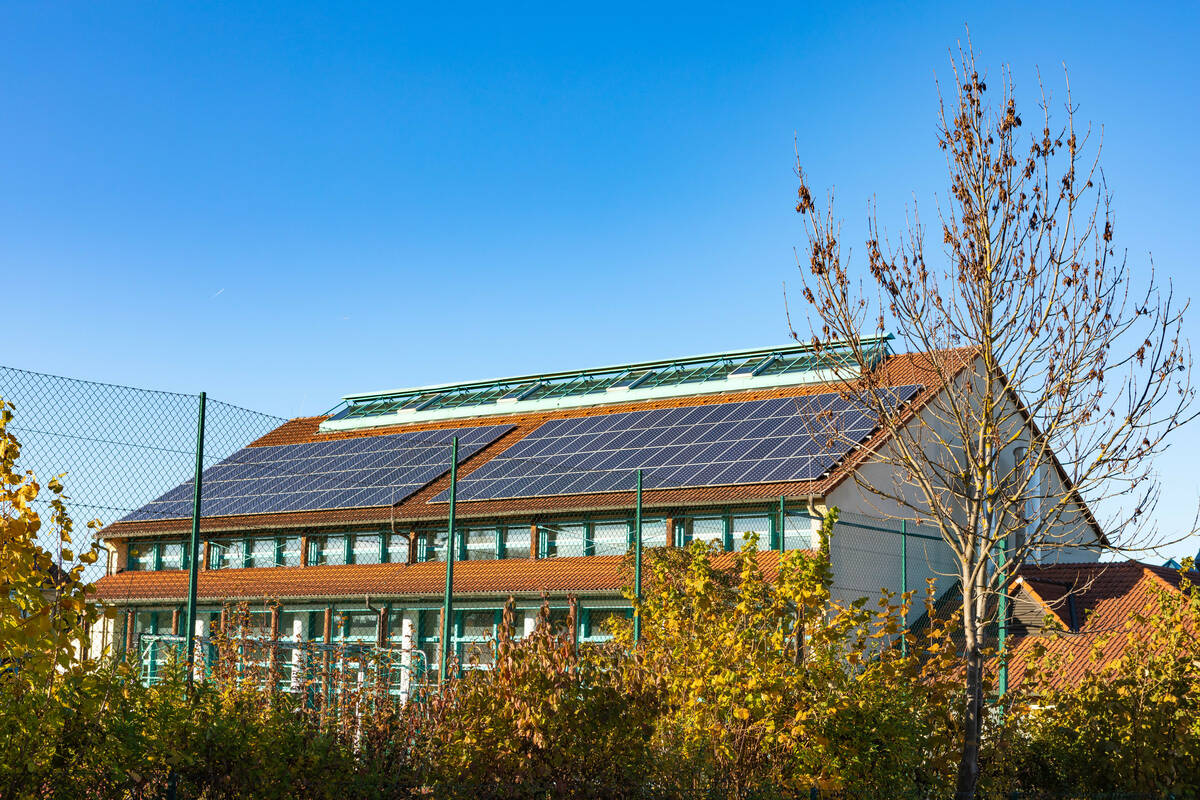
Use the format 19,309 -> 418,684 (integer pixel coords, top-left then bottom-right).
1,3 -> 1197,557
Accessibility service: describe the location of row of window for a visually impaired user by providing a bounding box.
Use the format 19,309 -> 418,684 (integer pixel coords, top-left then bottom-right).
128,604 -> 631,673
126,511 -> 821,572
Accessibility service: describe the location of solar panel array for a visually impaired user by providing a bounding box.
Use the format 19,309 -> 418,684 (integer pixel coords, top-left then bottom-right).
122,424 -> 514,522
436,385 -> 921,502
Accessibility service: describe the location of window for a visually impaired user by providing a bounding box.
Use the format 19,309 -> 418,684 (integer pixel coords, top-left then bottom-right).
457,609 -> 498,668
134,610 -> 159,636
211,539 -> 246,569
782,513 -> 819,551
277,610 -> 303,640
307,535 -> 347,566
590,522 -> 629,556
159,541 -> 187,570
462,527 -> 498,561
416,610 -> 441,676
501,526 -> 531,559
536,607 -> 574,639
679,516 -> 726,549
581,608 -> 630,642
540,523 -> 585,558
246,537 -> 276,568
386,533 -> 408,564
279,537 -> 302,567
640,518 -> 669,547
351,533 -> 381,565
731,514 -> 772,548
337,610 -> 379,642
419,531 -> 447,562
386,607 -> 407,647
127,541 -> 154,571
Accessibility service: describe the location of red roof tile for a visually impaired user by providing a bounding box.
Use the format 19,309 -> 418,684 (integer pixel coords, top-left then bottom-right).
93,550 -> 783,605
1005,561 -> 1197,691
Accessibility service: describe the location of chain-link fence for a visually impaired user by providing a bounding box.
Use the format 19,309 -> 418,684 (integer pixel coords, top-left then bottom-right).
0,365 -> 284,584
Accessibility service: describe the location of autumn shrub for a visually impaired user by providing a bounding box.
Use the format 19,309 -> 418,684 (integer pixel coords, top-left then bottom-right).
388,600 -> 660,800
619,519 -> 963,800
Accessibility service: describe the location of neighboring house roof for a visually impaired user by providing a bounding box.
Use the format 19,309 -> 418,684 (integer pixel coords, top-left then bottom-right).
100,349 -> 972,539
92,550 -> 781,605
1006,561 -> 1197,691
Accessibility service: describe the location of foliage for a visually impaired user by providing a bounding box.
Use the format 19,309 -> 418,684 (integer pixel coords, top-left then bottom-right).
618,515 -> 963,800
996,563 -> 1200,798
391,599 -> 660,799
0,397 -> 113,798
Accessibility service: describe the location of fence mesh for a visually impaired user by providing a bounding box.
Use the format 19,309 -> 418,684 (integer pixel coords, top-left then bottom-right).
0,365 -> 284,584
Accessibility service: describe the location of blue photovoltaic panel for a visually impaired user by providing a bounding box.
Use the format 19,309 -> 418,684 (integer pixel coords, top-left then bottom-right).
433,386 -> 921,501
122,424 -> 514,522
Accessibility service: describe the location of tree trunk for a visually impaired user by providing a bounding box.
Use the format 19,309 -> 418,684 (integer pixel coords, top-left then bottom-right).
955,573 -> 984,800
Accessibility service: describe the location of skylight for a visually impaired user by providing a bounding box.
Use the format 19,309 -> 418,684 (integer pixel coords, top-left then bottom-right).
322,337 -> 893,428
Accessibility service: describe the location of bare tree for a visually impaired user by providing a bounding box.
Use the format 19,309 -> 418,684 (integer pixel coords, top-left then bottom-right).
791,43 -> 1195,799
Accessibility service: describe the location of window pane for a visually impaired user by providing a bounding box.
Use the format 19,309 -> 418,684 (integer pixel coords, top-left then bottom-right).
417,609 -> 441,674
537,608 -> 572,637
584,608 -> 628,640
134,611 -> 157,635
591,522 -> 629,556
387,609 -> 406,646
420,531 -> 446,562
731,515 -> 772,546
501,526 -> 530,559
277,610 -> 302,639
541,524 -> 585,558
159,541 -> 185,570
459,610 -> 495,639
212,539 -> 245,569
783,513 -> 818,551
246,537 -> 276,568
386,533 -> 408,564
127,541 -> 153,571
463,528 -> 497,561
461,641 -> 494,668
640,519 -> 668,547
279,537 -> 301,567
352,534 -> 381,565
308,535 -> 346,566
339,610 -> 378,642
687,517 -> 726,548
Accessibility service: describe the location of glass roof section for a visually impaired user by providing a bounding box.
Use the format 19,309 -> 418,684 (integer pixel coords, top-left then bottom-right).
326,337 -> 893,423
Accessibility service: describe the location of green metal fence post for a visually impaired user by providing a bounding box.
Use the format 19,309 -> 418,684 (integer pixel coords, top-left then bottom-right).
183,391 -> 206,693
633,469 -> 643,645
777,494 -> 786,553
900,518 -> 908,658
439,437 -> 459,685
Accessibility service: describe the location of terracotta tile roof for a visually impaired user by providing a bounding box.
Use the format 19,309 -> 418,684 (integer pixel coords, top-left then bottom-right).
103,349 -> 974,539
93,550 -> 782,605
1004,561 -> 1197,691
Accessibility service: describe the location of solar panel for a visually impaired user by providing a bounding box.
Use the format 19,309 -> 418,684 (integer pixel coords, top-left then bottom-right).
433,386 -> 921,501
122,424 -> 514,522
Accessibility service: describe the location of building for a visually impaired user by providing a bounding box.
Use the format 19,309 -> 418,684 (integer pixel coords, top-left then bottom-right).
91,339 -> 1101,689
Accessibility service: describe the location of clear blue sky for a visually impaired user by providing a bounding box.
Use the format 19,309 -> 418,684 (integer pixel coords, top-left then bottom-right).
2,3 -> 1197,558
